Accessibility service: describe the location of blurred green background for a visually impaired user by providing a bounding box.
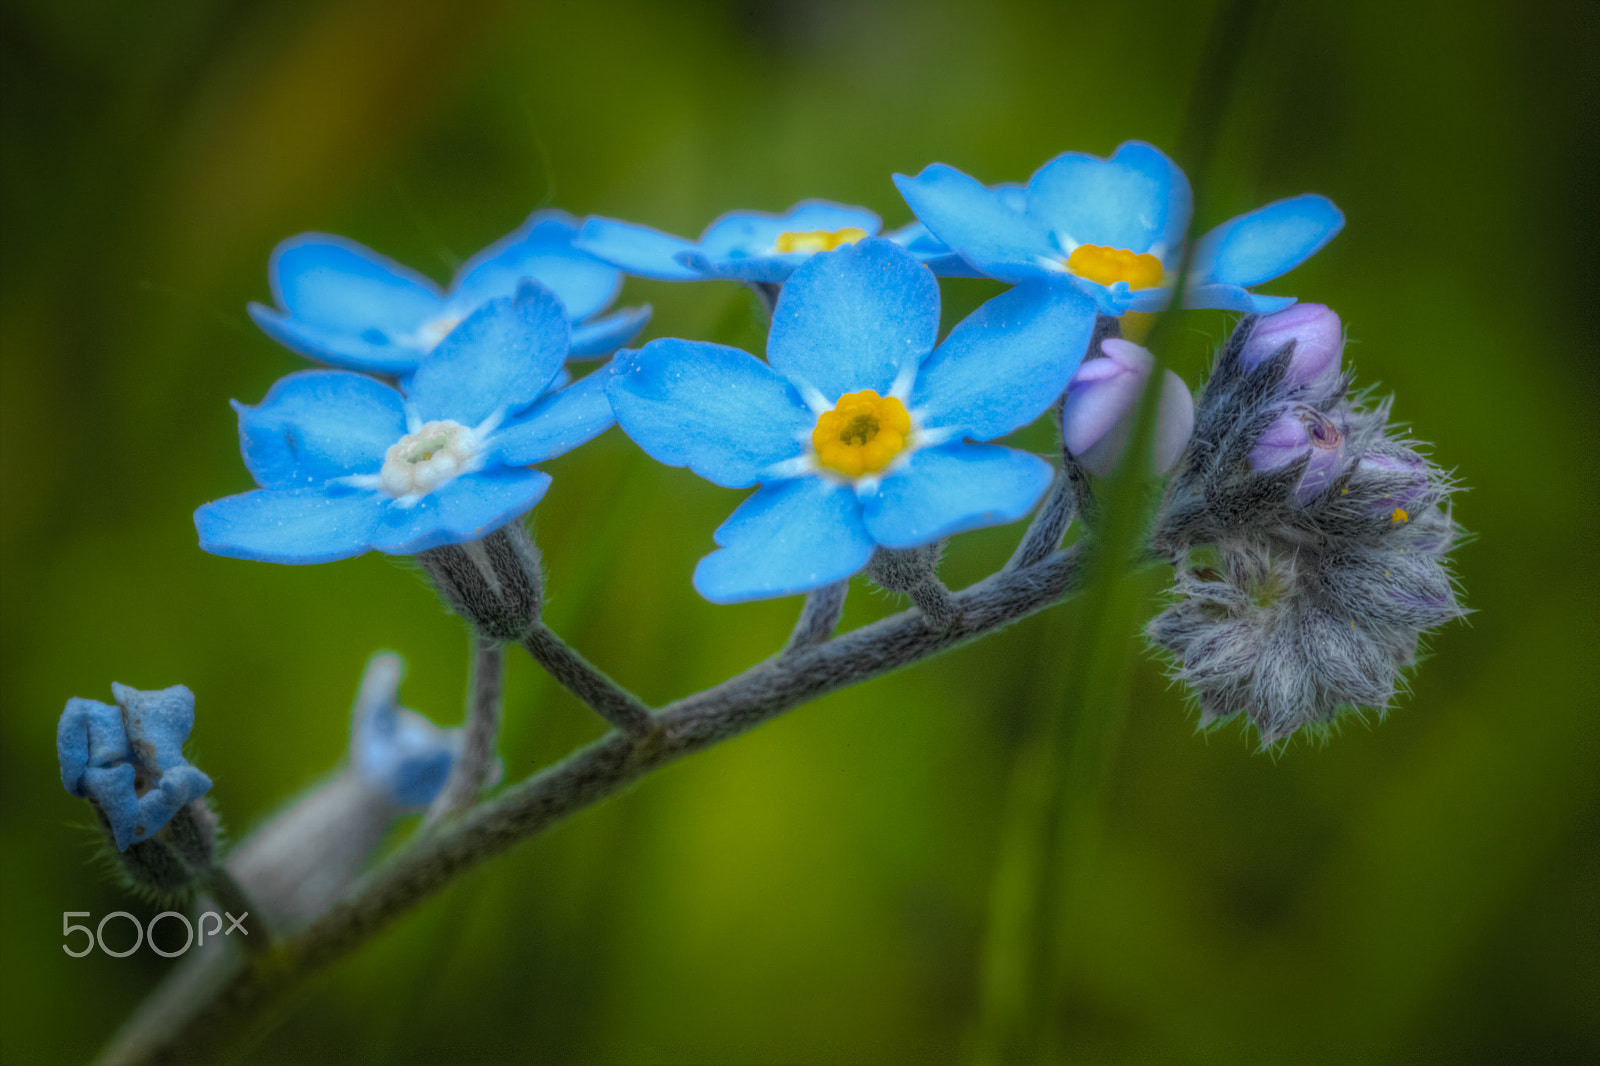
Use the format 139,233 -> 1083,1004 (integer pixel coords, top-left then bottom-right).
3,0 -> 1596,1062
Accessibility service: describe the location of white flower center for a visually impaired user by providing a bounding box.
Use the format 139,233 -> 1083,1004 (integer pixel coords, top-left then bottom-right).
379,421 -> 478,499
413,314 -> 464,351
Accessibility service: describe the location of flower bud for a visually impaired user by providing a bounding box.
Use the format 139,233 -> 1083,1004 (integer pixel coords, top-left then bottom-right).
1061,338 -> 1195,476
225,653 -> 467,932
416,520 -> 543,641
58,684 -> 213,851
1239,303 -> 1342,393
1352,452 -> 1431,521
1250,404 -> 1347,503
58,684 -> 218,899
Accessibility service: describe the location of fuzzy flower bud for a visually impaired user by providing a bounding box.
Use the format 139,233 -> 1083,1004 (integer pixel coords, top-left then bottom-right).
1060,338 -> 1195,476
1353,452 -> 1432,521
1238,302 -> 1343,395
58,684 -> 219,899
1250,404 -> 1347,503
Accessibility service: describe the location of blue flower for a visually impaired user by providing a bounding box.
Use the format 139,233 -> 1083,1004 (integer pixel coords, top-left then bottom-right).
606,238 -> 1096,603
574,200 -> 971,285
58,684 -> 213,851
894,141 -> 1344,315
197,282 -> 614,563
248,210 -> 651,374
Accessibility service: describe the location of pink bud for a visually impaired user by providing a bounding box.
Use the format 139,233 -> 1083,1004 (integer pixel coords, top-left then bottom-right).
1250,404 -> 1346,503
1061,339 -> 1195,476
1240,303 -> 1342,391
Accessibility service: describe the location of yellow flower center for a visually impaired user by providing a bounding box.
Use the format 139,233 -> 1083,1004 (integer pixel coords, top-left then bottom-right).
1391,508 -> 1410,524
811,390 -> 912,478
774,226 -> 869,254
1066,244 -> 1165,289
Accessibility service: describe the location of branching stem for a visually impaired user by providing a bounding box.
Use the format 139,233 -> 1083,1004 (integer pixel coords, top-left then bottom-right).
99,547 -> 1085,1066
522,624 -> 655,738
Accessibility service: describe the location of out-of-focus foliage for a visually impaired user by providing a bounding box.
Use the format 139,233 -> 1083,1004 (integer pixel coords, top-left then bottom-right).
2,1 -> 1595,1062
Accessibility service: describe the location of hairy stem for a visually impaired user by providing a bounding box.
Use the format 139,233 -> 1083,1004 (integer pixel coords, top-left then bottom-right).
784,580 -> 849,655
522,623 -> 655,738
99,547 -> 1085,1066
425,637 -> 506,825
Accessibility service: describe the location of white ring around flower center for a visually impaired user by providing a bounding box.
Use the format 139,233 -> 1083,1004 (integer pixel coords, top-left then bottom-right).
379,420 -> 478,499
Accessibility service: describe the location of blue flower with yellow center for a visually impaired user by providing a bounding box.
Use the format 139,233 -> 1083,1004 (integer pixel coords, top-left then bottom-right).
574,199 -> 973,285
607,238 -> 1096,603
197,282 -> 614,563
894,140 -> 1344,315
248,209 -> 651,375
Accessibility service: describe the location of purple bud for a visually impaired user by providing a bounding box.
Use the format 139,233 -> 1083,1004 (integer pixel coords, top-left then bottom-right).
1250,404 -> 1347,503
1240,303 -> 1343,392
1061,338 -> 1195,476
1354,453 -> 1431,522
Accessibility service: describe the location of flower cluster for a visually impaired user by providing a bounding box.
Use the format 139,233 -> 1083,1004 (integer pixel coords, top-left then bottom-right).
172,134 -> 1455,773
1148,305 -> 1467,744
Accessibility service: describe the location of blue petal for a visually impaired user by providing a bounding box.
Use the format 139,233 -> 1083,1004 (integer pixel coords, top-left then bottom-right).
195,487 -> 387,564
57,698 -> 127,796
234,370 -> 407,489
676,251 -> 805,284
569,304 -> 652,358
607,339 -> 810,487
893,164 -> 1058,283
1026,140 -> 1192,256
881,222 -> 988,278
407,282 -> 569,426
267,233 -> 444,341
573,217 -> 703,281
693,477 -> 876,603
368,467 -> 551,555
122,764 -> 213,847
767,238 -> 939,401
491,365 -> 617,465
697,201 -> 881,259
112,683 -> 198,774
1190,194 -> 1344,288
353,693 -> 460,810
248,303 -> 425,373
450,210 -> 623,322
1183,282 -> 1297,314
913,280 -> 1096,441
860,443 -> 1052,549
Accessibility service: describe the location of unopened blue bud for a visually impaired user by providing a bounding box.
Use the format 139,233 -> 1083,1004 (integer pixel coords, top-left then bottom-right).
1238,302 -> 1343,393
351,654 -> 462,810
1250,404 -> 1346,503
1061,338 -> 1195,476
57,684 -> 213,851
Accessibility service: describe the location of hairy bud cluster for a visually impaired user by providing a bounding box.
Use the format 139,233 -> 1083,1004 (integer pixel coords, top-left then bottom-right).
1149,307 -> 1466,744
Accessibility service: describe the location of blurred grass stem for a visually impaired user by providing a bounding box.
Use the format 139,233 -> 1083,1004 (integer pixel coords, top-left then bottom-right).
973,1 -> 1261,1060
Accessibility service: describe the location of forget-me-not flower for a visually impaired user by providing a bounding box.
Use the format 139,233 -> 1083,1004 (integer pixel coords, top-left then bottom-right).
248,209 -> 651,374
574,200 -> 975,285
894,140 -> 1344,315
197,282 -> 613,563
606,238 -> 1096,602
58,684 -> 213,851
